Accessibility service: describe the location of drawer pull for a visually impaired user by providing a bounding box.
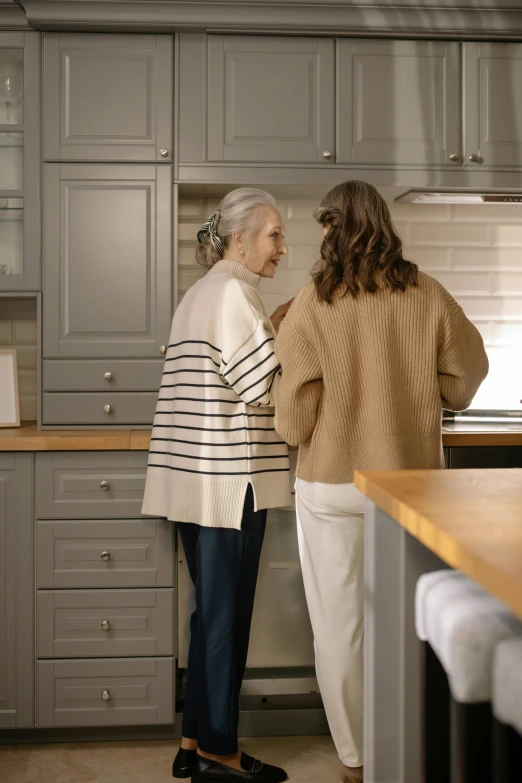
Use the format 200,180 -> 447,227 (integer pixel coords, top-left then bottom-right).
102,690 -> 111,701
100,550 -> 111,561
104,404 -> 113,414
101,620 -> 111,631
100,480 -> 110,491
104,372 -> 113,381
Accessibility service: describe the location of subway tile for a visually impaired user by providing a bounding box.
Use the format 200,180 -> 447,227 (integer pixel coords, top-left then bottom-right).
410,221 -> 490,245
13,345 -> 37,370
284,222 -> 323,245
470,321 -> 492,344
403,246 -> 451,270
430,271 -> 491,295
178,244 -> 199,268
390,204 -> 451,222
455,297 -> 522,318
178,199 -> 205,219
287,245 -> 319,271
258,269 -> 311,297
490,224 -> 522,246
490,321 -> 522,344
287,200 -> 319,220
17,369 -> 37,396
178,222 -> 201,242
491,272 -> 522,295
19,396 -> 36,421
13,319 -> 37,344
178,268 -> 205,294
393,221 -> 410,243
0,320 -> 12,343
451,204 -> 522,223
472,346 -> 522,410
451,247 -> 522,270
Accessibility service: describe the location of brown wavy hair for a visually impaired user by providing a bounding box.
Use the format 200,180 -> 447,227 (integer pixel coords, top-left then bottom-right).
312,180 -> 418,303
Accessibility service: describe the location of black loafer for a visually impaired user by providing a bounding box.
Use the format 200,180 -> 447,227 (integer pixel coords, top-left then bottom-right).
192,752 -> 288,782
173,747 -> 198,778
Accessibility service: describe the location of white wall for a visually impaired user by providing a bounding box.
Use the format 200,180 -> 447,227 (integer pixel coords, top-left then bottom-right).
179,197 -> 522,411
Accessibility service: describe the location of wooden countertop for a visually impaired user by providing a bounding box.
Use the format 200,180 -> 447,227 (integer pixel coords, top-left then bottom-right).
355,468 -> 522,621
0,422 -> 152,451
1,422 -> 522,451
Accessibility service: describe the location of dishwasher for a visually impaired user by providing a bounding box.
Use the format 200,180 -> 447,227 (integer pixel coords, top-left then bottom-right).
176,452 -> 324,724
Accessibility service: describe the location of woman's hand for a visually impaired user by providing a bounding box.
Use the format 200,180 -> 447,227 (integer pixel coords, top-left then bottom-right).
270,299 -> 294,334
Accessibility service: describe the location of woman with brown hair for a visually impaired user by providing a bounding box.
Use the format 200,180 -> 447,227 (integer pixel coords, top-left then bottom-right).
274,180 -> 489,783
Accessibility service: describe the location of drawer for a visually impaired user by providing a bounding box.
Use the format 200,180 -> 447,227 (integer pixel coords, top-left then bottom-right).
36,451 -> 147,518
36,588 -> 176,658
42,392 -> 157,426
36,518 -> 175,589
43,360 -> 164,392
36,657 -> 175,727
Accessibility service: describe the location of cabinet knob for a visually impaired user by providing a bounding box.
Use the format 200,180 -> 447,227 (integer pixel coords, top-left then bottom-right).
102,690 -> 111,701
160,149 -> 169,158
104,404 -> 113,414
322,151 -> 332,160
468,153 -> 480,163
449,153 -> 462,162
100,481 -> 110,491
160,345 -> 167,355
104,372 -> 113,381
101,620 -> 111,631
101,550 -> 111,561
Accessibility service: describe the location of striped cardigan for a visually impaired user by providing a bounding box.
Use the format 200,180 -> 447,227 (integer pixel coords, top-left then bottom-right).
141,259 -> 291,529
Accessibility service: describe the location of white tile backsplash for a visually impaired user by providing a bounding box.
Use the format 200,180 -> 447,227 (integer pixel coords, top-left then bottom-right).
178,198 -> 522,410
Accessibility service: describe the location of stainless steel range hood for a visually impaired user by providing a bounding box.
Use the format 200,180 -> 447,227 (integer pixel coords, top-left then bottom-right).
395,190 -> 522,205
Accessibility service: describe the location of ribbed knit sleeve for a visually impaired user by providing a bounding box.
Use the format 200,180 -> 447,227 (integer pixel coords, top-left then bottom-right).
274,322 -> 323,447
437,286 -> 489,411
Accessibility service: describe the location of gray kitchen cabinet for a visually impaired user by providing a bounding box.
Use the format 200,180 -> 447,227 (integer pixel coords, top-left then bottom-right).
36,657 -> 175,727
36,518 -> 175,589
0,453 -> 34,728
43,359 -> 164,392
206,36 -> 335,164
42,164 -> 172,359
43,34 -> 173,162
36,588 -> 176,658
0,32 -> 41,291
464,42 -> 522,168
337,39 -> 460,166
42,391 -> 157,426
35,451 -> 148,519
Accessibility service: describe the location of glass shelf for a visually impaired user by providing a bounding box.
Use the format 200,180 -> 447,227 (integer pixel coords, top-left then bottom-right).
0,50 -> 24,126
0,132 -> 23,190
0,196 -> 23,275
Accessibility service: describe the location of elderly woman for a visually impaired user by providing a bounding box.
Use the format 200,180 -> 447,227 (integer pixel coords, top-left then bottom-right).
142,188 -> 292,783
274,180 -> 489,783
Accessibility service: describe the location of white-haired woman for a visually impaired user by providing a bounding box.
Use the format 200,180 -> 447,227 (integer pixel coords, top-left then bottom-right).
142,189 -> 293,783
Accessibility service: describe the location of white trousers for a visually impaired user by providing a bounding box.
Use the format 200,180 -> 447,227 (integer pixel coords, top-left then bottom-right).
295,478 -> 365,767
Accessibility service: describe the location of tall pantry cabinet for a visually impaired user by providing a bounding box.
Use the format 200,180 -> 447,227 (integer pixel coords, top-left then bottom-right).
42,34 -> 174,427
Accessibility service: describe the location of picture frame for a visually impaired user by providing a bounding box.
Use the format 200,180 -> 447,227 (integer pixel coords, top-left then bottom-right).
0,347 -> 20,427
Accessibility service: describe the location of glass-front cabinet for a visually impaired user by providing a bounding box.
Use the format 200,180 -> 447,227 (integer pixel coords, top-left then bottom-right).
0,33 -> 40,290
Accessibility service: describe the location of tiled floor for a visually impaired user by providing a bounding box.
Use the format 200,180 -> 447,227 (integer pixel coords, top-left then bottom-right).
0,736 -> 341,783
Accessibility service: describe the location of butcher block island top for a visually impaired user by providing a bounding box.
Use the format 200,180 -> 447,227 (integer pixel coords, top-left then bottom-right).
355,468 -> 522,621
1,422 -> 522,451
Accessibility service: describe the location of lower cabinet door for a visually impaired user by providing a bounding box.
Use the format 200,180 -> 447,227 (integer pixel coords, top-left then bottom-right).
36,589 -> 176,658
36,657 -> 175,727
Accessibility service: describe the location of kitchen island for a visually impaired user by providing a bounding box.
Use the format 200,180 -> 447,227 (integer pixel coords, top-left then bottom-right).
355,468 -> 522,783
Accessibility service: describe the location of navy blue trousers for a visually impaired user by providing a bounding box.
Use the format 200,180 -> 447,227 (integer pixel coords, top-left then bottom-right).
178,485 -> 266,755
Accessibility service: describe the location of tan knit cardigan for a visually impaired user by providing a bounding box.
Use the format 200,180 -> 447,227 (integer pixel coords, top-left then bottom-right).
274,272 -> 489,484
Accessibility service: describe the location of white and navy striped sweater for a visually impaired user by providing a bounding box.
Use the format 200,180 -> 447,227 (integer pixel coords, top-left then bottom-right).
141,259 -> 291,529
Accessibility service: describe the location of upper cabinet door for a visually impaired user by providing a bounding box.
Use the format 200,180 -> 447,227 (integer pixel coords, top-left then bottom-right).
43,34 -> 173,162
43,164 -> 172,358
337,40 -> 461,166
464,43 -> 522,168
207,36 -> 335,164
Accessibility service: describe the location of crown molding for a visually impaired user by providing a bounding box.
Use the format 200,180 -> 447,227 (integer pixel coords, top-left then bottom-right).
0,3 -> 30,29
17,1 -> 522,39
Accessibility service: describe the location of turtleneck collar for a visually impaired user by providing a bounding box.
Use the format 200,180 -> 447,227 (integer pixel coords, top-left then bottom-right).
208,259 -> 261,289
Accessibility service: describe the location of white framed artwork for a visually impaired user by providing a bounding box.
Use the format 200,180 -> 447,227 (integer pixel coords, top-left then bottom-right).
0,348 -> 20,427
